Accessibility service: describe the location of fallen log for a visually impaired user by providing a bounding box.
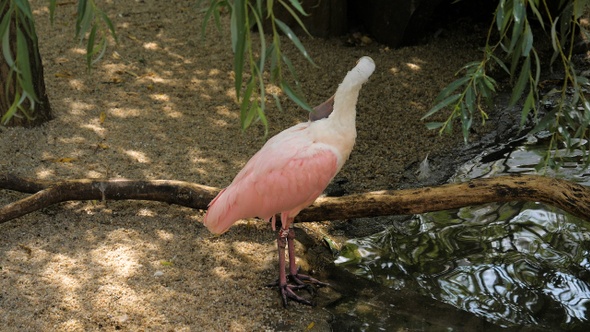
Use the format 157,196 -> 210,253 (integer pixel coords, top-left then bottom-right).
0,173 -> 588,224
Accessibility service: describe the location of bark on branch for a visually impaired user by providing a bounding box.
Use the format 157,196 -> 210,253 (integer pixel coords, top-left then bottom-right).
0,173 -> 589,225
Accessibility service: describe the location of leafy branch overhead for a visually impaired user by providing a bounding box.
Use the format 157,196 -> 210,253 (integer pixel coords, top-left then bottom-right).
0,0 -> 116,125
422,0 -> 590,169
1,0 -> 41,124
199,0 -> 316,134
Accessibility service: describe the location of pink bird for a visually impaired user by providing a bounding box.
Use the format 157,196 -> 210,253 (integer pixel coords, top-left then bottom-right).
203,56 -> 375,306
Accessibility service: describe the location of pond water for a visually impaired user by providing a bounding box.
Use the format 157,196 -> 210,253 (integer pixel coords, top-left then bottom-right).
334,132 -> 590,330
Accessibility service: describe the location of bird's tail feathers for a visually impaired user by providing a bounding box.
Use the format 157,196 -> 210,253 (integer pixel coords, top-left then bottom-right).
203,188 -> 237,235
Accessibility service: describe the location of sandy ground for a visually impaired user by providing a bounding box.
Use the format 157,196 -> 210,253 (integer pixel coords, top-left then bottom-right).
0,0 -> 488,330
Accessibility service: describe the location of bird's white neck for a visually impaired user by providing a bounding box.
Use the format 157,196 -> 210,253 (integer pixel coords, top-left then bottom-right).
329,57 -> 375,129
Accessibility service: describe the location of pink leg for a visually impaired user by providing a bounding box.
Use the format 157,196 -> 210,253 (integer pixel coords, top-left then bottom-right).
286,228 -> 330,287
276,227 -> 312,306
273,226 -> 330,307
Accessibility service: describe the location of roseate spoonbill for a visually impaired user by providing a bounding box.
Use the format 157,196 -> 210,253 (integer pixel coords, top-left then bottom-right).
203,56 -> 375,306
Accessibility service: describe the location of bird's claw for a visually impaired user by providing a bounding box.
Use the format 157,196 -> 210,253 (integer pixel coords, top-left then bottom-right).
291,273 -> 330,288
280,284 -> 314,307
269,273 -> 330,307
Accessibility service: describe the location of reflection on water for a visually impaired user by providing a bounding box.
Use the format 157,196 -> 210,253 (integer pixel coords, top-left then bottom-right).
336,133 -> 590,329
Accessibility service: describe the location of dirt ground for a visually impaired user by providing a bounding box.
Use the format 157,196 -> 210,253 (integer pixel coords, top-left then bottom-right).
0,0 -> 489,330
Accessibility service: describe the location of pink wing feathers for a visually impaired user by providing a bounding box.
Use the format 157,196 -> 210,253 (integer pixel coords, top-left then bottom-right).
203,123 -> 339,234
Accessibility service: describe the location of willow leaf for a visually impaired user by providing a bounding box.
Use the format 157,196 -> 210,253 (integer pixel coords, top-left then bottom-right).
275,18 -> 314,64
101,11 -> 118,42
286,0 -> 307,15
1,13 -> 15,70
509,56 -> 530,106
434,76 -> 469,102
278,0 -> 311,37
425,122 -> 444,130
281,80 -> 312,112
232,0 -> 247,100
422,93 -> 461,120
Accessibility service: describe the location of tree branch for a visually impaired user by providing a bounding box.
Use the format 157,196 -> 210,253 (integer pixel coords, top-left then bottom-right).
0,173 -> 588,225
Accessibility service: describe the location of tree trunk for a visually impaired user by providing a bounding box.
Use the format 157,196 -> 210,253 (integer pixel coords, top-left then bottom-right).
0,2 -> 51,127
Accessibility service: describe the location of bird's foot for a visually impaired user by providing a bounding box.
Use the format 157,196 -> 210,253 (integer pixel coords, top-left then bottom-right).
269,273 -> 330,307
279,282 -> 314,307
289,272 -> 330,288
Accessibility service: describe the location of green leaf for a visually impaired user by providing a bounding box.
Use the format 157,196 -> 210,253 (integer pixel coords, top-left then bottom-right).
286,0 -> 307,16
460,103 -> 472,143
574,0 -> 588,19
239,79 -> 255,128
1,94 -> 20,125
520,89 -> 535,127
496,0 -> 513,34
528,0 -> 544,29
248,3 -> 266,73
272,94 -> 284,112
532,48 -> 541,86
256,101 -> 269,137
512,0 -> 525,23
275,18 -> 315,65
509,55 -> 530,106
13,0 -> 34,20
1,12 -> 16,70
231,0 -> 247,100
280,80 -> 313,112
425,122 -> 444,130
16,29 -> 36,99
200,0 -> 223,36
101,11 -> 118,42
278,0 -> 311,37
90,37 -> 108,66
489,53 -> 510,74
521,22 -> 533,57
550,16 -> 559,52
76,0 -> 91,41
422,93 -> 461,120
49,0 -> 57,23
266,0 -> 274,18
465,85 -> 475,115
481,75 -> 497,93
508,17 -> 524,57
434,76 -> 469,102
86,24 -> 97,68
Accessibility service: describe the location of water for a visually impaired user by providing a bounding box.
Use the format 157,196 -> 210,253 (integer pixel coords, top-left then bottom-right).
335,133 -> 590,329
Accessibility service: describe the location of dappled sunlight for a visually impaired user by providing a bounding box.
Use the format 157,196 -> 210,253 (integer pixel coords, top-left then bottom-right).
66,100 -> 95,116
36,168 -> 55,179
80,123 -> 107,138
143,42 -> 160,50
55,135 -> 88,145
56,319 -> 85,330
43,253 -> 84,292
67,78 -> 86,90
124,149 -> 151,163
150,93 -> 170,102
156,229 -> 174,240
70,47 -> 86,55
86,170 -> 104,178
231,241 -> 276,270
109,106 -> 142,118
406,62 -> 422,71
389,66 -> 401,74
212,266 -> 233,280
137,208 -> 157,217
92,245 -> 141,278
